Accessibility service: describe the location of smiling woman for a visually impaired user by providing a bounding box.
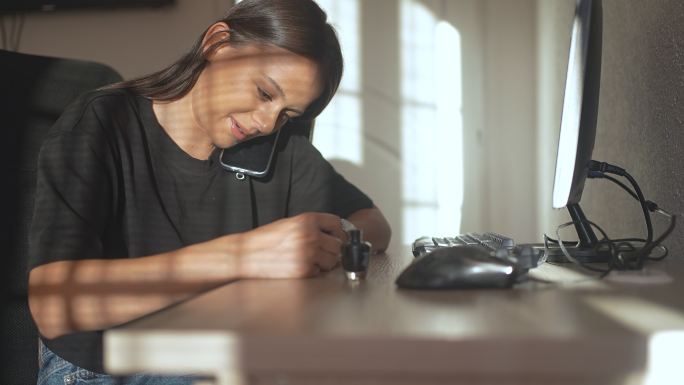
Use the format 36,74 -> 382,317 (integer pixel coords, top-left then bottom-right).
26,0 -> 391,384
154,40 -> 324,158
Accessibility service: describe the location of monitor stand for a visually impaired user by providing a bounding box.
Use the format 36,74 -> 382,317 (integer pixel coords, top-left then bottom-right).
543,203 -> 612,263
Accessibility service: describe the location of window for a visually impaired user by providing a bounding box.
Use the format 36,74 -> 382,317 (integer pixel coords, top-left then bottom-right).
401,0 -> 464,243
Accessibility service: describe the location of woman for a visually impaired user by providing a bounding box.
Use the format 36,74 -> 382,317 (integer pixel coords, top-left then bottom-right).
27,0 -> 391,383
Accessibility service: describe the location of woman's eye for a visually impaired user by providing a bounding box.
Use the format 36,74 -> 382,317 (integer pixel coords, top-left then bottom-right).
257,87 -> 272,101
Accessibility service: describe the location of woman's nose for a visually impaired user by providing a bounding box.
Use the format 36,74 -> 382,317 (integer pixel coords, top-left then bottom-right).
253,107 -> 280,135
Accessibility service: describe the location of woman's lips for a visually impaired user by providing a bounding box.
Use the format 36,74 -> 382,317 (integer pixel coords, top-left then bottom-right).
230,117 -> 247,141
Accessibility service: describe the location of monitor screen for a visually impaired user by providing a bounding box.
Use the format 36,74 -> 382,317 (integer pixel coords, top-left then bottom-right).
551,0 -> 602,209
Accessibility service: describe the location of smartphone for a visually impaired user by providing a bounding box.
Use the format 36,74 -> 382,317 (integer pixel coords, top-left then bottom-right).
219,129 -> 282,178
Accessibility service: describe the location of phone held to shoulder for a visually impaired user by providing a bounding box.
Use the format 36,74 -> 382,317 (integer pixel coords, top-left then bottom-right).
219,129 -> 281,178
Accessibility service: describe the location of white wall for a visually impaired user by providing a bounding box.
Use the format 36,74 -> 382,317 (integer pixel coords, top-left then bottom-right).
481,0 -> 538,241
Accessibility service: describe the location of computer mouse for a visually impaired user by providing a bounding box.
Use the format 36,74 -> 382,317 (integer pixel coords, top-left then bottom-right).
395,245 -> 519,290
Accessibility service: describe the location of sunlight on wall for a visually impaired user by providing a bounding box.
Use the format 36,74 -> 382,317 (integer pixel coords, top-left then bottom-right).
436,21 -> 464,235
401,0 -> 464,244
312,0 -> 363,165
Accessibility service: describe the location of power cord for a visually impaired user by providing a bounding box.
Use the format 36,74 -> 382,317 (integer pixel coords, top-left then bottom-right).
550,219 -> 613,276
543,160 -> 675,276
588,161 -> 654,247
585,160 -> 675,270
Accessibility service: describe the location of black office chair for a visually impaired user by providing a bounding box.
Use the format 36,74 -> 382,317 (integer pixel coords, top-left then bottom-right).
0,49 -> 123,385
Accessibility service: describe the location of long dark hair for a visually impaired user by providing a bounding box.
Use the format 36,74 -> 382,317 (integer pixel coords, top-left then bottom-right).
109,0 -> 343,122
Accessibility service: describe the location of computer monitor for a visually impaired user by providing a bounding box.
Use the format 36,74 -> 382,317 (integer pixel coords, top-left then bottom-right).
548,0 -> 608,263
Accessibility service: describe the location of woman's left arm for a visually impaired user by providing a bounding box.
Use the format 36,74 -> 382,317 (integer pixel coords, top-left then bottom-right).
346,205 -> 391,253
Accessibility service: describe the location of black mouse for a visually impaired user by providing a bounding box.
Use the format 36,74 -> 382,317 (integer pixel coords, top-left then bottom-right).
395,245 -> 519,290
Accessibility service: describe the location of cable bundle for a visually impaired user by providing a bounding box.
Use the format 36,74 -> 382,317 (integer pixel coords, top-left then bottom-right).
545,160 -> 676,276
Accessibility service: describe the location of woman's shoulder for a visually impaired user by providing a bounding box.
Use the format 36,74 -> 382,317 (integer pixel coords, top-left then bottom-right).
279,121 -> 317,152
51,88 -> 146,136
41,88 -> 153,165
71,87 -> 143,116
280,126 -> 325,162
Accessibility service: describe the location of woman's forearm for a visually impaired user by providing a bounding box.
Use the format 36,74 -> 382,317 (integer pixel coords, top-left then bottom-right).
28,212 -> 355,339
28,235 -> 243,339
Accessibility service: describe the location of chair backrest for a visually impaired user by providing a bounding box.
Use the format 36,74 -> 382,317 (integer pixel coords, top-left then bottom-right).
0,49 -> 123,385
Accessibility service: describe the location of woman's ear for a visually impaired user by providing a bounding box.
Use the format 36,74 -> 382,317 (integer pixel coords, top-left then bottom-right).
201,22 -> 231,59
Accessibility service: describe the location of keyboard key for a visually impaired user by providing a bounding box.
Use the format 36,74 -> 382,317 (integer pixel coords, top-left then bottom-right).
457,234 -> 477,245
433,237 -> 450,247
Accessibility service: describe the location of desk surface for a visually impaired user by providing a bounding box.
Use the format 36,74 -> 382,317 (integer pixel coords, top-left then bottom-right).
104,251 -> 684,385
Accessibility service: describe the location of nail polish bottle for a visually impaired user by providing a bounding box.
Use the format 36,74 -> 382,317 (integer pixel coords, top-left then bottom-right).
342,229 -> 371,281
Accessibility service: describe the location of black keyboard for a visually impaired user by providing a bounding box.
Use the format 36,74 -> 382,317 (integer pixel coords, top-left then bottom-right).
412,232 -> 542,271
412,232 -> 515,256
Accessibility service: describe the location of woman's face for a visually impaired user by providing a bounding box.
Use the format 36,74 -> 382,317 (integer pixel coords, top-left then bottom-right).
191,41 -> 323,149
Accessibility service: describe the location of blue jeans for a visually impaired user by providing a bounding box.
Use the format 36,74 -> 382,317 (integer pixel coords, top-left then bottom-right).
37,340 -> 199,385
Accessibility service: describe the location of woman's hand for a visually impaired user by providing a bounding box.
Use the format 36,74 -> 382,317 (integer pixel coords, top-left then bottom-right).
28,212 -> 352,338
232,212 -> 347,279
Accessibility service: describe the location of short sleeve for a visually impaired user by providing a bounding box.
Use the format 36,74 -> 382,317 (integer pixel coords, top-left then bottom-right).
287,136 -> 373,218
28,103 -> 114,270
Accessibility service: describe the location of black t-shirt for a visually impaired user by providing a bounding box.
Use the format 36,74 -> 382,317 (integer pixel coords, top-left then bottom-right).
28,88 -> 373,372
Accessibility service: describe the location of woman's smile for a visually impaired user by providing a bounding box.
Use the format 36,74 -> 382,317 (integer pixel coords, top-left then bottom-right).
229,116 -> 249,141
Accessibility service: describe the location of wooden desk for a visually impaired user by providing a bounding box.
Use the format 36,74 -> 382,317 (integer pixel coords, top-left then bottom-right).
104,251 -> 684,385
